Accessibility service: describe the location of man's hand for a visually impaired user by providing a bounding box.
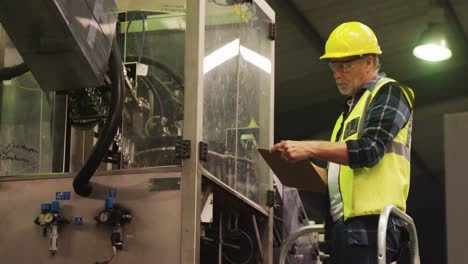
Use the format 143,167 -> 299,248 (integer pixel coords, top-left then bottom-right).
270,140 -> 311,162
270,140 -> 350,165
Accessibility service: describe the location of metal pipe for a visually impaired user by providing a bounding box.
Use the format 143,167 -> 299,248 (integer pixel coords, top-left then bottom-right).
49,224 -> 59,256
377,205 -> 420,264
279,224 -> 324,264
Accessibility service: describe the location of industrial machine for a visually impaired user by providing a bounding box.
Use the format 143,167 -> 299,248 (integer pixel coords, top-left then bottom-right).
0,0 -> 318,263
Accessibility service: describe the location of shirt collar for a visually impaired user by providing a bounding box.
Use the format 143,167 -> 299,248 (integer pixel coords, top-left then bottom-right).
343,72 -> 386,113
363,72 -> 386,92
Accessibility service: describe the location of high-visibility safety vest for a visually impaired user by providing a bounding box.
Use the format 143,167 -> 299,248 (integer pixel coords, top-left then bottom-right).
330,77 -> 415,220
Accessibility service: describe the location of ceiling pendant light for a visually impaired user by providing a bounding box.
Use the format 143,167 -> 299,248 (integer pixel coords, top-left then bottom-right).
413,23 -> 452,62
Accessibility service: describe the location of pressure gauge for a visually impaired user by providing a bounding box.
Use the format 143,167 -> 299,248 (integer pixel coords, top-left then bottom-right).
99,212 -> 110,223
44,213 -> 55,224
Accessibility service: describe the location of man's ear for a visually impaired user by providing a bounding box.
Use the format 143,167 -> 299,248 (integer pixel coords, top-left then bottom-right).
365,55 -> 374,70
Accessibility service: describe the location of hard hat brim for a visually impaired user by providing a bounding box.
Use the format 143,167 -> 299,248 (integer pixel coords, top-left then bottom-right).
320,50 -> 382,60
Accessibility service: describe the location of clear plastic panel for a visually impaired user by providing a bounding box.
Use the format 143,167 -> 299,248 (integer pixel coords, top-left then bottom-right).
0,33 -> 67,176
0,7 -> 188,177
118,12 -> 186,168
203,2 -> 241,191
203,1 -> 273,206
236,3 -> 272,206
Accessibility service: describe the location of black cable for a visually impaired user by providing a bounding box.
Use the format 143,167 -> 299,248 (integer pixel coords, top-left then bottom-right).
125,56 -> 183,87
0,62 -> 29,81
223,229 -> 254,264
73,38 -> 124,197
125,20 -> 133,37
209,0 -> 234,6
138,11 -> 146,63
125,56 -> 183,109
69,120 -> 101,130
140,76 -> 165,137
123,18 -> 132,63
210,0 -> 250,6
124,11 -> 146,64
96,246 -> 117,264
148,74 -> 183,105
140,75 -> 164,118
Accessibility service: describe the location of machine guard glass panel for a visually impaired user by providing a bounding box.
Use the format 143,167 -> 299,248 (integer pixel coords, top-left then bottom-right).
0,7 -> 186,177
118,12 -> 185,168
203,1 -> 274,207
0,34 -> 67,176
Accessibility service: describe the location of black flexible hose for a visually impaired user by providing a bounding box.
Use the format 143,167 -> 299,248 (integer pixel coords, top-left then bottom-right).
0,62 -> 29,81
73,40 -> 124,197
125,56 -> 183,86
140,75 -> 164,117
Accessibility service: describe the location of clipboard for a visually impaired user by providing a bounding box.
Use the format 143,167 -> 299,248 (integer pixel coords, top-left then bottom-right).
257,148 -> 327,193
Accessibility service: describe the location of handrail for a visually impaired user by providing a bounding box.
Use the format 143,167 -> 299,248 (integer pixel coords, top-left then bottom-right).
278,224 -> 324,264
280,205 -> 419,264
378,205 -> 420,264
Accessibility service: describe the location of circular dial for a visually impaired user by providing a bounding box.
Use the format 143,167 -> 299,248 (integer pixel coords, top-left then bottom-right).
44,213 -> 55,224
99,212 -> 109,223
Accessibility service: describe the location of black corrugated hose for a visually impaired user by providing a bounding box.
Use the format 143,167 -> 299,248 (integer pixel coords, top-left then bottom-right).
0,62 -> 29,81
73,40 -> 124,197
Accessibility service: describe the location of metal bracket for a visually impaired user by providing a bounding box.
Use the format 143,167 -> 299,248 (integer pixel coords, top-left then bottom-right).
266,190 -> 275,207
269,23 -> 276,40
199,141 -> 208,162
175,140 -> 191,160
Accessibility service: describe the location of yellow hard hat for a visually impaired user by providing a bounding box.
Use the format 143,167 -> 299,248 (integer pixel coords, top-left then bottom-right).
320,21 -> 382,60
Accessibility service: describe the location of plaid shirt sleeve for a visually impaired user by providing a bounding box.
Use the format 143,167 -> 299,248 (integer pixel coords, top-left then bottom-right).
345,83 -> 412,168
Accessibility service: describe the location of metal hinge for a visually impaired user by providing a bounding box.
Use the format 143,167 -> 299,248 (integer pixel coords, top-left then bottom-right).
175,140 -> 191,160
199,141 -> 208,162
266,190 -> 275,207
269,23 -> 276,40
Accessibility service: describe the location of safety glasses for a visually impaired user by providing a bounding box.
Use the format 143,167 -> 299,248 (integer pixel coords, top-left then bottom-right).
328,56 -> 365,73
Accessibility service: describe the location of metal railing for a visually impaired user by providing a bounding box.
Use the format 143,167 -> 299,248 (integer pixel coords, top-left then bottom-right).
279,205 -> 420,264
278,224 -> 325,264
378,205 -> 420,264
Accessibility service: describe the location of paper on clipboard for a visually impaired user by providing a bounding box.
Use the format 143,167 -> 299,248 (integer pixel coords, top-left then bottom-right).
257,148 -> 327,193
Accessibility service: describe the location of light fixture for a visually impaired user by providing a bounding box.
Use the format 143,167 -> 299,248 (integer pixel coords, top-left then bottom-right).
413,23 -> 452,62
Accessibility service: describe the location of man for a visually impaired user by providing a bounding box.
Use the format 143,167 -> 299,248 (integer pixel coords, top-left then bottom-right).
270,21 -> 414,263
